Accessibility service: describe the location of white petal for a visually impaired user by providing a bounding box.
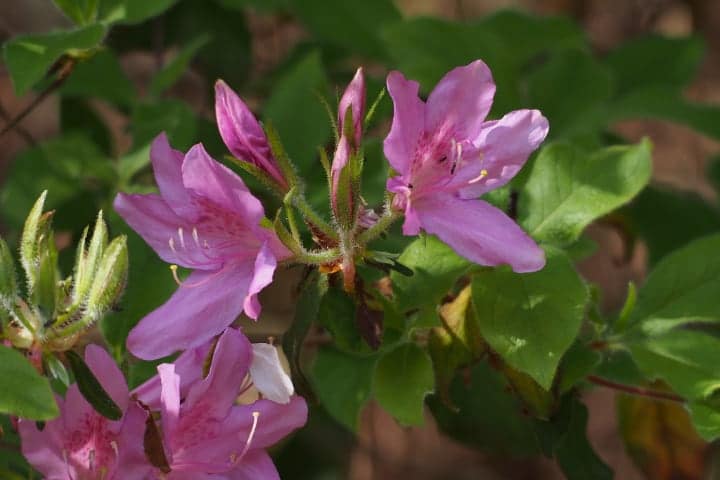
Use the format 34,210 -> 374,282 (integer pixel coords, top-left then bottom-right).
249,344 -> 294,404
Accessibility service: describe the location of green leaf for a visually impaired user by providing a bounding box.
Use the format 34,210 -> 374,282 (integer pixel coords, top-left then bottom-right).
2,24 -> 106,95
0,345 -> 58,420
0,135 -> 115,233
627,234 -> 720,330
291,0 -> 400,59
283,271 -> 327,395
526,50 -> 612,139
519,140 -> 652,246
311,347 -> 376,431
553,398 -> 613,479
100,0 -> 179,24
52,0 -> 98,25
317,286 -> 372,355
65,350 -> 122,420
131,100 -> 197,150
60,50 -> 135,106
149,35 -> 211,97
471,248 -> 588,389
117,144 -> 152,186
391,235 -> 470,312
604,34 -> 703,95
263,51 -> 331,174
372,342 -> 434,426
625,187 -> 720,267
429,361 -> 541,455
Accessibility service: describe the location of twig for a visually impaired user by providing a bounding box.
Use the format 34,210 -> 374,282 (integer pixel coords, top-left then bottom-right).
0,57 -> 76,140
0,99 -> 36,146
587,375 -> 685,403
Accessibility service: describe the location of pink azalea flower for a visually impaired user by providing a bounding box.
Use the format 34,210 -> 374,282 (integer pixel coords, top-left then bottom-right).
18,345 -> 152,479
384,60 -> 549,273
215,80 -> 289,191
114,134 -> 291,360
132,328 -> 307,479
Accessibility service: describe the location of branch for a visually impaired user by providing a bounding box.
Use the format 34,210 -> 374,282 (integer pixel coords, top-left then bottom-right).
587,375 -> 685,403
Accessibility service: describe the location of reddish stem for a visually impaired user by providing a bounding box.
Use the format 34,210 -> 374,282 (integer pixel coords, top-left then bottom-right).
587,375 -> 685,403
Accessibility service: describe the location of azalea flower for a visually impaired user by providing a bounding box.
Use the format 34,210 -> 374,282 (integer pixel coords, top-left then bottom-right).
18,345 -> 152,479
384,60 -> 549,273
215,80 -> 289,191
132,328 -> 307,479
114,134 -> 290,360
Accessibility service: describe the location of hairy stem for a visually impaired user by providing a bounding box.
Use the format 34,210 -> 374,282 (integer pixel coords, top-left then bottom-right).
587,375 -> 685,403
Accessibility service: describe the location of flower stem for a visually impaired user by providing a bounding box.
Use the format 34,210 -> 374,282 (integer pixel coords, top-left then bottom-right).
586,375 -> 685,403
291,194 -> 337,241
287,248 -> 341,266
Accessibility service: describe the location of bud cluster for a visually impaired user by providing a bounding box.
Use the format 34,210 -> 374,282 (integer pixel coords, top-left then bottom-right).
0,191 -> 129,353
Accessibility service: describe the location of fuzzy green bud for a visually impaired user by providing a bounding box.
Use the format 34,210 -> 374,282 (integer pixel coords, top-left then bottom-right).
19,191 -> 48,292
72,211 -> 108,306
0,237 -> 18,314
85,235 -> 128,317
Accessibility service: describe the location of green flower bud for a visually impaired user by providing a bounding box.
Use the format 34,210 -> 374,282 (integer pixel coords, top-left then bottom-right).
85,235 -> 128,317
72,211 -> 108,306
0,237 -> 18,314
19,191 -> 48,291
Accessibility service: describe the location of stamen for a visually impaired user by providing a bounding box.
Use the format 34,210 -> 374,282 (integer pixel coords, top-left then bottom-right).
234,411 -> 261,464
168,237 -> 176,253
192,227 -> 200,247
450,139 -> 463,174
170,265 -> 182,286
88,449 -> 96,471
177,227 -> 185,249
111,440 -> 119,459
468,169 -> 489,184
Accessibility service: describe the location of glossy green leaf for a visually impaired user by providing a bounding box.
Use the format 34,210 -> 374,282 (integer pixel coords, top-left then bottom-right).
372,343 -> 434,426
291,0 -> 400,59
2,24 -> 106,95
0,345 -> 58,420
52,0 -> 98,25
60,50 -> 135,106
317,286 -> 372,355
626,187 -> 720,267
627,234 -> 720,330
65,350 -> 122,420
311,347 -> 376,431
100,0 -> 179,24
471,248 -> 588,389
263,51 -> 331,174
519,140 -> 652,246
391,235 -> 470,312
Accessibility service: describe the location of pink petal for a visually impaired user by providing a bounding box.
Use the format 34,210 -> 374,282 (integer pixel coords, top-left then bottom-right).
183,328 -> 253,417
18,412 -> 68,479
425,60 -> 495,142
383,70 -> 424,174
132,341 -> 212,410
249,344 -> 294,404
456,109 -> 549,199
229,396 -> 308,450
126,260 -> 255,360
414,194 -> 545,273
338,67 -> 365,146
227,451 -> 280,480
114,192 -> 223,271
243,242 -> 277,320
151,133 -> 198,221
215,80 -> 287,188
181,143 -> 265,228
158,363 -> 181,441
84,344 -> 129,412
116,403 -> 154,477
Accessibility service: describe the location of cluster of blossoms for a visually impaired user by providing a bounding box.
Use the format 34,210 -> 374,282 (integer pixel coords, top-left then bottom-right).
15,59 -> 548,478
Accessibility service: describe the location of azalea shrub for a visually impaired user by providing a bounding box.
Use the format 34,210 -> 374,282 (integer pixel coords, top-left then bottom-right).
2,1 -> 720,479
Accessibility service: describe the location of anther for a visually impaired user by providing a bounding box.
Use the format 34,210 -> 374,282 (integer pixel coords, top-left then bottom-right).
468,169 -> 489,184
170,265 -> 182,286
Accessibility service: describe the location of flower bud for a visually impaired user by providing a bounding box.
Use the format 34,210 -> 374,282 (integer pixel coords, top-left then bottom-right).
0,237 -> 18,314
215,80 -> 289,190
85,235 -> 128,319
19,191 -> 49,291
72,211 -> 108,307
338,68 -> 365,148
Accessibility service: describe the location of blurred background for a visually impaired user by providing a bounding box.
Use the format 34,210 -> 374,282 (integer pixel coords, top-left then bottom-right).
2,0 -> 720,478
